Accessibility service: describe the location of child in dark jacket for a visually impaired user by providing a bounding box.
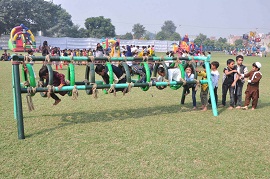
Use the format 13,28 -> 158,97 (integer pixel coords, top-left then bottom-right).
221,59 -> 239,109
39,65 -> 67,105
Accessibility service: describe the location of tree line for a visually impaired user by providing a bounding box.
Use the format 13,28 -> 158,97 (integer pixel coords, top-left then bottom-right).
0,0 -> 243,51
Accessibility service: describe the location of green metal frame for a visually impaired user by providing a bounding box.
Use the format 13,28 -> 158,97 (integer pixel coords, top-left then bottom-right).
85,63 -> 95,95
21,63 -> 36,88
40,64 -> 53,97
103,62 -> 114,94
120,62 -> 131,83
138,62 -> 151,91
11,55 -> 218,140
170,63 -> 185,90
67,63 -> 75,96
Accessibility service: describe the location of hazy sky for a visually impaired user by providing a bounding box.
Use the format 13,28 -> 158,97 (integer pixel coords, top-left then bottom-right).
51,0 -> 270,39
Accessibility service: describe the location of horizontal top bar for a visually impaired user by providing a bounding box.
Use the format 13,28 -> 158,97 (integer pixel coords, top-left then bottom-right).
12,55 -> 210,62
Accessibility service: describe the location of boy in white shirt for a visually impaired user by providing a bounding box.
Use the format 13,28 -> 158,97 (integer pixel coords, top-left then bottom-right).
208,61 -> 220,105
234,55 -> 248,109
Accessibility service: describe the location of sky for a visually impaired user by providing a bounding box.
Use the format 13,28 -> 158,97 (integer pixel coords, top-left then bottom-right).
50,0 -> 270,39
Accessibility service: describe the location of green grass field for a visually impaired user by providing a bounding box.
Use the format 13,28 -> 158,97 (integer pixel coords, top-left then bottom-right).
1,50 -> 270,178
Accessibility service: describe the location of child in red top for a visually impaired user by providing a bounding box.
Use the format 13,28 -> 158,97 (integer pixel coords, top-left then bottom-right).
39,65 -> 68,105
241,62 -> 262,110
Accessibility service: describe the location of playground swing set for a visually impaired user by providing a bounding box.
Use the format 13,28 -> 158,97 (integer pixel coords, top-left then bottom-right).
11,55 -> 218,140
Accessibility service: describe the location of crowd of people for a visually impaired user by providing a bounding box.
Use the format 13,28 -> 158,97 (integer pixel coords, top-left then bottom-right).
1,50 -> 11,61
39,41 -> 156,59
225,49 -> 267,57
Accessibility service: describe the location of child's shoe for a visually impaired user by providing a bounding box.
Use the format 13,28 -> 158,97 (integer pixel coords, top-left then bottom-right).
242,106 -> 248,110
218,104 -> 225,108
53,99 -> 61,105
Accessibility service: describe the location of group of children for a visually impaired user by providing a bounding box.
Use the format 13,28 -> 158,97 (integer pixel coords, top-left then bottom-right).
180,54 -> 262,111
181,61 -> 219,111
221,55 -> 262,110
39,50 -> 262,110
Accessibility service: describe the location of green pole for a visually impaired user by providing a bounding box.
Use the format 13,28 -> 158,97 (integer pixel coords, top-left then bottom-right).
12,65 -> 17,120
12,62 -> 25,139
20,80 -> 205,93
180,87 -> 187,104
205,55 -> 218,116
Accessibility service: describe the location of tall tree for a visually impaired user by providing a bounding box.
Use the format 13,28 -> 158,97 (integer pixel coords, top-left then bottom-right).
169,32 -> 181,41
84,16 -> 115,38
116,32 -> 133,40
155,20 -> 180,40
215,37 -> 228,51
234,39 -> 244,49
43,7 -> 74,37
161,20 -> 177,35
123,32 -> 133,40
194,33 -> 208,45
0,0 -> 81,37
155,31 -> 167,40
132,23 -> 146,39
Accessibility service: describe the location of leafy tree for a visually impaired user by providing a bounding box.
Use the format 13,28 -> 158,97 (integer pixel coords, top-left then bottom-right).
123,32 -> 133,40
169,32 -> 181,41
155,20 -> 180,40
215,37 -> 228,51
132,23 -> 146,39
144,31 -> 156,40
203,38 -> 215,50
155,31 -> 167,40
77,28 -> 88,38
84,16 -> 115,38
217,37 -> 227,44
194,33 -> 207,45
116,32 -> 133,40
0,0 -> 76,36
161,20 -> 177,35
234,39 -> 244,49
43,7 -> 74,37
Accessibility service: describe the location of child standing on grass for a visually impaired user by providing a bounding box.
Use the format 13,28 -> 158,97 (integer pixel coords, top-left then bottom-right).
39,65 -> 68,105
197,64 -> 209,111
234,55 -> 248,109
221,59 -> 239,109
242,62 -> 262,110
208,61 -> 220,105
183,65 -> 197,110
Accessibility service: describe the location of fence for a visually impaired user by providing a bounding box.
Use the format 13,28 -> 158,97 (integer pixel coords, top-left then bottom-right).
0,35 -> 179,52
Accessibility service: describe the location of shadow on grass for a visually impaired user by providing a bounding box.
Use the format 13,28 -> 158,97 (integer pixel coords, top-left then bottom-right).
26,104 -> 193,138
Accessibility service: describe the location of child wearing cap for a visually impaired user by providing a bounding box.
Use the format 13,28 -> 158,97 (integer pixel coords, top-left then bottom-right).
241,62 -> 262,110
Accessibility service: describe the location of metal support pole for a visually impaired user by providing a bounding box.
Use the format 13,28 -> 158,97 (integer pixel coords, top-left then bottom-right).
180,87 -> 186,104
12,65 -> 17,120
205,55 -> 218,116
12,62 -> 25,139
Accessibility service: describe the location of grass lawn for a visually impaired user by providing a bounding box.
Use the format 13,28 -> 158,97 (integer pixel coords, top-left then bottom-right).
1,50 -> 270,178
